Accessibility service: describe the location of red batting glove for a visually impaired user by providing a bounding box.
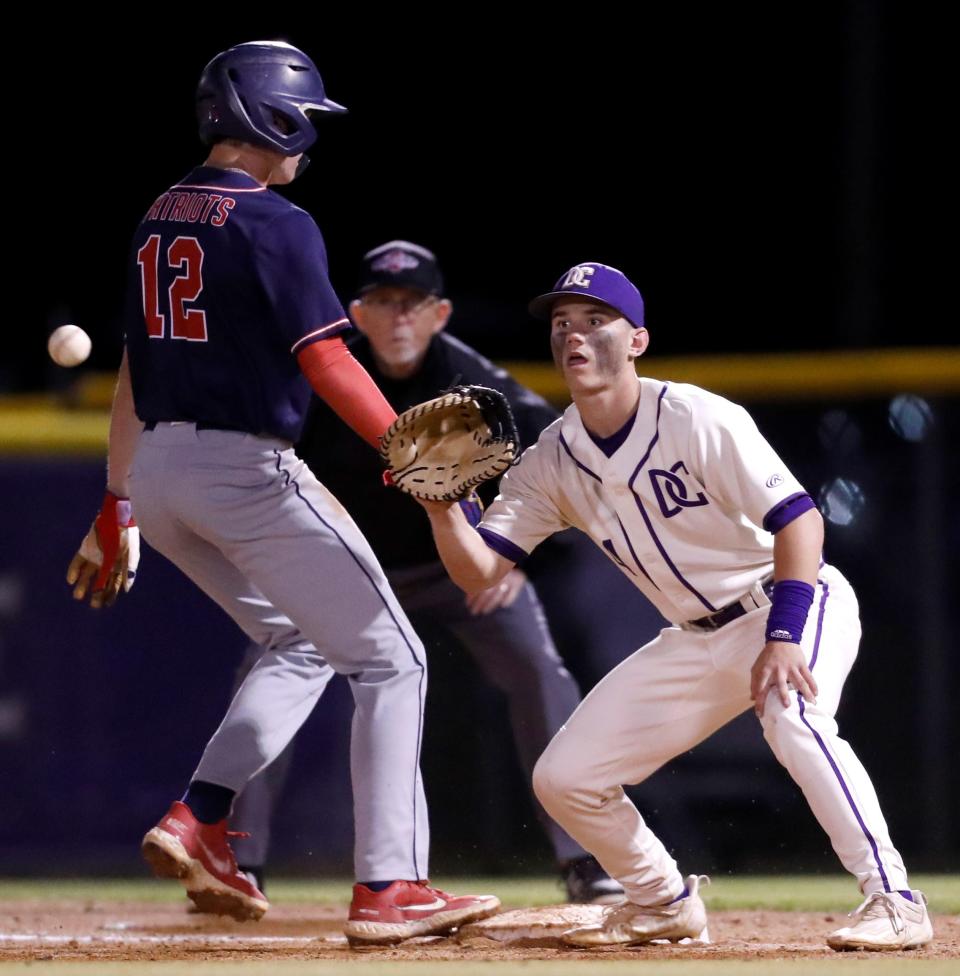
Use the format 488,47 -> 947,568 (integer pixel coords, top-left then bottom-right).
66,491 -> 140,608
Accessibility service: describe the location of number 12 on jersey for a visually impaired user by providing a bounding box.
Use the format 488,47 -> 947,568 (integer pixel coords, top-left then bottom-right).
137,235 -> 208,342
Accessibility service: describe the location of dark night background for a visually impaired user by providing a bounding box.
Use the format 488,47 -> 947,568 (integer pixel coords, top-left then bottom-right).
11,5 -> 949,387
2,7 -> 956,880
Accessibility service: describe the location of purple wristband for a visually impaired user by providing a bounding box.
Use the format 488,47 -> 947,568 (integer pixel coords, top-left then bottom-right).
765,579 -> 815,644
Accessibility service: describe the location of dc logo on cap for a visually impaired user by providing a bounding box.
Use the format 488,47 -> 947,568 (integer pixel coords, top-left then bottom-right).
562,266 -> 595,289
372,249 -> 420,273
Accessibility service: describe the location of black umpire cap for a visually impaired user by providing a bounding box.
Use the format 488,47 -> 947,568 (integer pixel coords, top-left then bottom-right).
357,241 -> 444,297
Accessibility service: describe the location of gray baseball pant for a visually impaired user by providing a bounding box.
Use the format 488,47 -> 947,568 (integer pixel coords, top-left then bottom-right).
129,423 -> 429,881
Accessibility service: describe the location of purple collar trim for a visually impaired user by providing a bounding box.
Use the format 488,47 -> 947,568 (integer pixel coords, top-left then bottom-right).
585,406 -> 638,458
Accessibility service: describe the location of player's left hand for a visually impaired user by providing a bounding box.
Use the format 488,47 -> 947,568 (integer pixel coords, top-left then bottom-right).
750,641 -> 818,718
66,491 -> 140,609
465,567 -> 527,617
380,385 -> 518,502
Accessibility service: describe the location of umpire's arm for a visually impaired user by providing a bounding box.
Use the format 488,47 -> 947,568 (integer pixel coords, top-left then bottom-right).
420,500 -> 514,593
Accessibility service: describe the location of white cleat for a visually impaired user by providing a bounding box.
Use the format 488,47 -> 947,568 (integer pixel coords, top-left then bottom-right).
827,890 -> 934,952
562,874 -> 709,948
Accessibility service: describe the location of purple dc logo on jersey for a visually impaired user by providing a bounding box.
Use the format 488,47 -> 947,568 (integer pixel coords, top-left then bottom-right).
649,461 -> 709,518
371,249 -> 420,273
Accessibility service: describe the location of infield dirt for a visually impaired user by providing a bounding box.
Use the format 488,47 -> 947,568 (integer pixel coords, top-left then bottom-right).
1,898 -> 957,964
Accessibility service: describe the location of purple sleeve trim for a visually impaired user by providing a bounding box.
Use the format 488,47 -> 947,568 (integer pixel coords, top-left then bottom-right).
477,527 -> 527,564
763,492 -> 816,534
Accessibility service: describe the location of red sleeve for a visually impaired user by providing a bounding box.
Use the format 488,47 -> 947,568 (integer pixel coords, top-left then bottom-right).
297,336 -> 397,449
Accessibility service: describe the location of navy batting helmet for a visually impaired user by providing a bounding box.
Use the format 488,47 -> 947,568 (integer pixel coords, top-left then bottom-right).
197,40 -> 346,156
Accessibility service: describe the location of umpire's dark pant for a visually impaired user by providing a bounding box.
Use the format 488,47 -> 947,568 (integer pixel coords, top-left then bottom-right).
229,560 -> 586,868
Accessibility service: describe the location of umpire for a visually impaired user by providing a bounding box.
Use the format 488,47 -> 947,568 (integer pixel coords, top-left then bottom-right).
228,241 -> 623,903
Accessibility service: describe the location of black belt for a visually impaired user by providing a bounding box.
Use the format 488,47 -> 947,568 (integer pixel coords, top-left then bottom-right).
143,421 -> 251,433
687,579 -> 775,631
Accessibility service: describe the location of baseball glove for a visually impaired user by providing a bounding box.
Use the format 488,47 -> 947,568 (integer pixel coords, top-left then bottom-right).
380,385 -> 519,502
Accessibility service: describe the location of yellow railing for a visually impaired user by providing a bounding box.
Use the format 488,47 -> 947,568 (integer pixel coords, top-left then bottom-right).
504,347 -> 960,407
1,347 -> 956,456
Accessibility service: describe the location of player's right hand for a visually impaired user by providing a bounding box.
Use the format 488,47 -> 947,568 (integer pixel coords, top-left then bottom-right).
750,640 -> 818,719
67,491 -> 140,609
465,567 -> 527,616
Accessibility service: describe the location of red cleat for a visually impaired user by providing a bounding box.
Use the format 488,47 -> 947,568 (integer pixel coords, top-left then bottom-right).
344,879 -> 500,945
141,800 -> 269,921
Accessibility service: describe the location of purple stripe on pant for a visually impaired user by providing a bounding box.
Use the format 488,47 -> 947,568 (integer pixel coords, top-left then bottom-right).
798,581 -> 892,892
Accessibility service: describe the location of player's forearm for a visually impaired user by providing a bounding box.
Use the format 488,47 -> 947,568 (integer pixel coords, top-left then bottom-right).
297,337 -> 396,449
772,507 -> 824,584
423,501 -> 513,593
106,350 -> 143,498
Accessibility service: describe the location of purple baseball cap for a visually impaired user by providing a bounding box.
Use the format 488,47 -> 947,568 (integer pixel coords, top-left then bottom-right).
528,262 -> 645,328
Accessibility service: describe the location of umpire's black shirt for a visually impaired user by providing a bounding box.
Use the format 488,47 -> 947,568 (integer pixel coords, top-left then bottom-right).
298,332 -> 558,570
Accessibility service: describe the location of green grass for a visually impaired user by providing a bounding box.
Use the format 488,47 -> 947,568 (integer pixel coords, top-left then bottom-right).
1,873 -> 958,912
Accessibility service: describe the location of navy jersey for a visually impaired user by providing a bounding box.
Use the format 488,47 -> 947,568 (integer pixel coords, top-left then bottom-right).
125,166 -> 350,441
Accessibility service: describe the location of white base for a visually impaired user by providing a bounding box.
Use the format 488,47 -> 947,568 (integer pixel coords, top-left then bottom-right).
459,904 -> 710,945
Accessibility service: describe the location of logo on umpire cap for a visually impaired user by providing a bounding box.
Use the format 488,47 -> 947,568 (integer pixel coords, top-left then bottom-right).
372,249 -> 420,274
562,266 -> 595,289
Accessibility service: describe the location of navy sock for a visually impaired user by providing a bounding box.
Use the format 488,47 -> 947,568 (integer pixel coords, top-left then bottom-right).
360,880 -> 395,892
897,889 -> 915,903
182,780 -> 235,824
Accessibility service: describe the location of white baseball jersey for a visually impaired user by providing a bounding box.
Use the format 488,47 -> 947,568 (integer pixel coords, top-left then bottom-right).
480,377 -> 809,625
502,374 -> 912,906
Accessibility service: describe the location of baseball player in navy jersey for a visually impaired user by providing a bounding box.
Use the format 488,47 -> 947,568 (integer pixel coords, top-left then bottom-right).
419,262 -> 933,951
65,40 -> 497,945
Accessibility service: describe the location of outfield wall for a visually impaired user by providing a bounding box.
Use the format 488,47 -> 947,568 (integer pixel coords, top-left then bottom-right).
0,349 -> 955,876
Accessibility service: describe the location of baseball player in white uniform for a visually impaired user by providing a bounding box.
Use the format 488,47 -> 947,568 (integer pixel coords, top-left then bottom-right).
420,262 -> 933,951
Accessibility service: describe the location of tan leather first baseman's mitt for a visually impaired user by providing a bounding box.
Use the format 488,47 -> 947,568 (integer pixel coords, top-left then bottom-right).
380,385 -> 519,501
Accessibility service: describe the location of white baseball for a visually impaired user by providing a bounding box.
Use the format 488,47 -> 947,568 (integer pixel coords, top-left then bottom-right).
47,325 -> 92,368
